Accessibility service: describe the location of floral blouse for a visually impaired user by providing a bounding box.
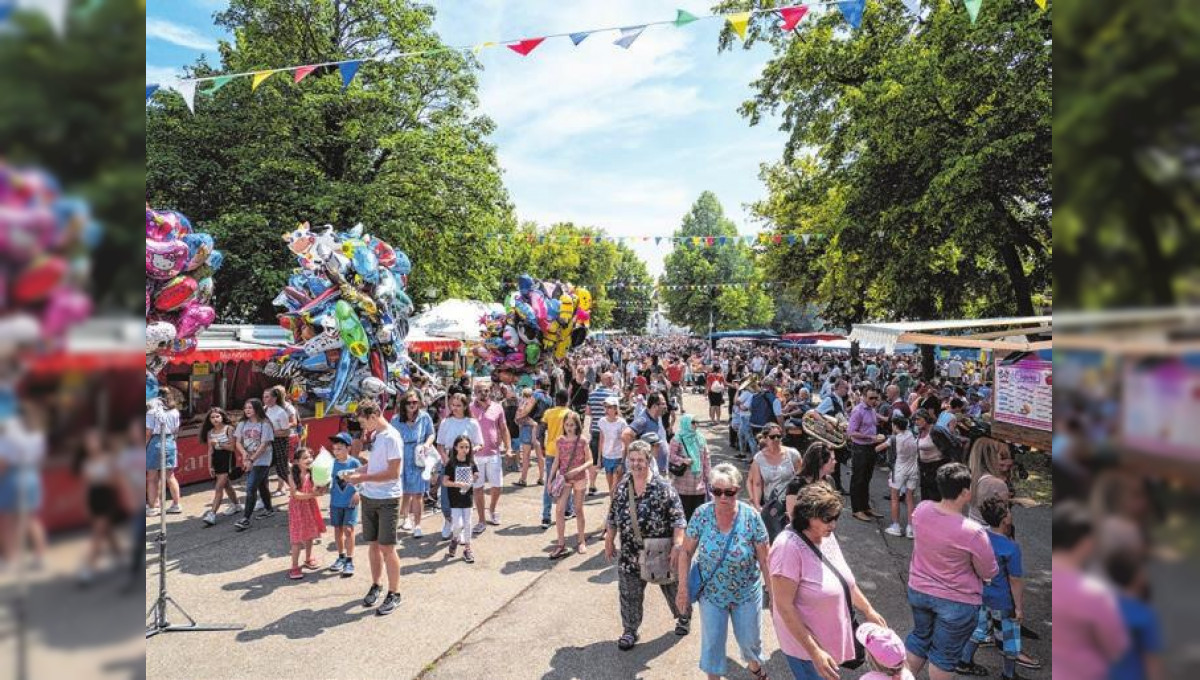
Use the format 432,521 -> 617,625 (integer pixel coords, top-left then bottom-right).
686,501 -> 769,608
606,473 -> 686,576
668,439 -> 710,497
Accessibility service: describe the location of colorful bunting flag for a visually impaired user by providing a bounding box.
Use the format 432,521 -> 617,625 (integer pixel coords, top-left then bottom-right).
705,236 -> 715,246
339,61 -> 361,90
963,0 -> 981,23
673,9 -> 699,26
727,12 -> 751,41
293,65 -> 317,83
835,0 -> 865,29
175,79 -> 197,113
779,6 -> 808,31
786,234 -> 797,245
208,75 -> 234,93
569,31 -> 591,45
613,26 -> 646,49
1034,0 -> 1047,10
802,234 -> 811,246
508,38 -> 546,56
251,70 -> 273,91
901,0 -> 922,15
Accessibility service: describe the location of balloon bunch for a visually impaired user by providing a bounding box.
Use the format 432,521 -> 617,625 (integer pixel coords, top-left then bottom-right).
477,274 -> 592,372
0,163 -> 100,348
145,206 -> 221,374
264,222 -> 414,412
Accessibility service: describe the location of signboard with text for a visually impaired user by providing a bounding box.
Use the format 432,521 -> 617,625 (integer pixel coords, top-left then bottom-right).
993,356 -> 1052,432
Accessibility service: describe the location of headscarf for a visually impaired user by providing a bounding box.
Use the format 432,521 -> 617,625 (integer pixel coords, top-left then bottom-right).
677,414 -> 703,474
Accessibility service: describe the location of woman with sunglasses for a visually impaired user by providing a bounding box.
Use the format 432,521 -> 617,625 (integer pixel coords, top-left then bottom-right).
748,423 -> 802,517
676,463 -> 772,680
393,389 -> 435,538
770,482 -> 886,680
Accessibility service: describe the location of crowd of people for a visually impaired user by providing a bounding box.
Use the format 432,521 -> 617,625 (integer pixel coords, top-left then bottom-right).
146,336 -> 1055,680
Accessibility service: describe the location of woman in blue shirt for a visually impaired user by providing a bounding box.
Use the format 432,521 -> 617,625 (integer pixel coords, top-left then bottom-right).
677,463 -> 772,680
392,389 -> 435,539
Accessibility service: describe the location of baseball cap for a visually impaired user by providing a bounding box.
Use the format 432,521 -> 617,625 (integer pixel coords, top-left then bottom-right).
329,432 -> 354,447
855,623 -> 906,668
604,396 -> 620,407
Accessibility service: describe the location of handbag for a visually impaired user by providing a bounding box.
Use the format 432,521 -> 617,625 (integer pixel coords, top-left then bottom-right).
795,529 -> 866,669
547,471 -> 566,499
687,506 -> 740,605
627,478 -> 676,585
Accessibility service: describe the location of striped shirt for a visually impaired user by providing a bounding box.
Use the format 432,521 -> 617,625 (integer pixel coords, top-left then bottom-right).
587,386 -> 615,432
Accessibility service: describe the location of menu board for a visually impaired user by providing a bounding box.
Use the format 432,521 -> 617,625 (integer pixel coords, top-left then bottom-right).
1122,361 -> 1200,461
993,357 -> 1052,431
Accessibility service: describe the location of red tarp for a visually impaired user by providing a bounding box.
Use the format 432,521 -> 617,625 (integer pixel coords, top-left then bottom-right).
780,333 -> 846,343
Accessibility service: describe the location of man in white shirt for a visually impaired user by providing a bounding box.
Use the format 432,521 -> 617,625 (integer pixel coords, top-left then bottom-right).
343,400 -> 404,616
947,358 -> 964,383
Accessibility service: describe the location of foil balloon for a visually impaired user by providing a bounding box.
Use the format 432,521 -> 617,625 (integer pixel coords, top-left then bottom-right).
169,337 -> 198,354
153,275 -> 199,312
13,256 -> 67,304
327,349 -> 357,408
334,300 -> 370,361
206,250 -> 224,271
392,249 -> 412,276
42,288 -> 91,338
175,303 -> 216,339
502,325 -> 519,349
146,209 -> 174,241
524,342 -> 541,365
570,325 -> 588,349
182,233 -> 214,271
557,294 -> 576,325
371,237 -> 397,269
146,321 -> 177,353
146,239 -> 189,280
195,277 -> 214,304
576,288 -> 592,311
517,274 -> 534,295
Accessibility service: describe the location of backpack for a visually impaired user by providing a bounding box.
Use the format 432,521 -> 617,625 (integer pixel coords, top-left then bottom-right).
930,424 -> 964,463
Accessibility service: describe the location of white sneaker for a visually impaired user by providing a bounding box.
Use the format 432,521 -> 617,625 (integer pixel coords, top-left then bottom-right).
412,527 -> 423,538
487,511 -> 501,526
222,504 -> 242,516
147,507 -> 161,517
905,525 -> 915,539
401,518 -> 414,532
255,499 -> 265,511
166,503 -> 183,515
441,521 -> 452,540
884,523 -> 903,537
202,510 -> 217,526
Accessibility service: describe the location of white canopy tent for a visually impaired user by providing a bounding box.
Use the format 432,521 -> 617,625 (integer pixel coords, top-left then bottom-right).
410,298 -> 503,343
849,316 -> 1052,353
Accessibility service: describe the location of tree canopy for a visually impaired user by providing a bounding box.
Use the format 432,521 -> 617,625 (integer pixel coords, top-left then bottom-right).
660,191 -> 775,333
147,0 -> 517,323
716,0 -> 1051,333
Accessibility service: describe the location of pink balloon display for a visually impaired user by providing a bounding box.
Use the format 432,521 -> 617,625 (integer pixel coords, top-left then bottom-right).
175,302 -> 216,339
41,288 -> 92,338
146,239 -> 189,280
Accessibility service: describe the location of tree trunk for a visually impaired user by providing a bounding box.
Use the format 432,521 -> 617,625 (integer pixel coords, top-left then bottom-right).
999,241 -> 1035,318
921,344 -> 936,382
850,340 -> 860,362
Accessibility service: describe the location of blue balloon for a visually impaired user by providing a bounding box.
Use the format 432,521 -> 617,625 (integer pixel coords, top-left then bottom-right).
546,298 -> 561,320
145,373 -> 159,403
352,244 -> 380,283
518,274 -> 534,295
328,349 -> 356,408
183,232 -> 214,261
392,250 -> 412,276
206,250 -> 225,271
300,353 -> 332,372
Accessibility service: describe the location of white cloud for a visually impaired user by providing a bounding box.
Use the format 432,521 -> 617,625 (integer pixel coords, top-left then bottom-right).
146,65 -> 182,86
147,17 -> 218,50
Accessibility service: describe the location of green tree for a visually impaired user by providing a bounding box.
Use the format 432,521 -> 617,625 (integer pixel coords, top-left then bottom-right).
0,1 -> 146,311
660,191 -> 774,334
608,245 -> 654,332
717,0 -> 1051,371
146,0 -> 516,323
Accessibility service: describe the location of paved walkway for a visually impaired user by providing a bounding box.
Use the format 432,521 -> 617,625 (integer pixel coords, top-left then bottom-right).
145,393 -> 1052,679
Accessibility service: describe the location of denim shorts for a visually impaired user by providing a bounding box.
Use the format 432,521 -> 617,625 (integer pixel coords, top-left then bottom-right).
601,457 -> 622,474
783,655 -> 823,680
906,587 -> 981,672
329,505 -> 358,527
518,425 -> 534,448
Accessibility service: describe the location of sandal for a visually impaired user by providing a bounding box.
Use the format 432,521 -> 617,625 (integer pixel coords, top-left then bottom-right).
674,616 -> 691,636
301,559 -> 321,570
514,480 -> 528,487
749,665 -> 769,680
954,661 -> 990,676
617,631 -> 638,651
549,545 -> 570,560
1016,655 -> 1042,670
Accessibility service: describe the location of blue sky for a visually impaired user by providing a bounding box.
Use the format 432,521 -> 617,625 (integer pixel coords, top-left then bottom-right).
147,0 -> 797,276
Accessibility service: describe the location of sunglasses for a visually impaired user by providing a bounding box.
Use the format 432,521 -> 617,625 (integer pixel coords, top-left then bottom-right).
405,401 -> 420,406
711,487 -> 739,498
820,513 -> 841,524
767,434 -> 783,440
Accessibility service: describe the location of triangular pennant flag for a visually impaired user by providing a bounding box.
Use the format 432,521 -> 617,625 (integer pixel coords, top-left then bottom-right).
901,0 -> 922,15
146,84 -> 159,102
174,79 -> 197,113
674,9 -> 699,26
718,236 -> 727,246
207,75 -> 234,93
507,38 -> 546,56
779,6 -> 808,31
613,26 -> 646,49
727,11 -> 751,40
655,237 -> 662,245
835,0 -> 865,29
1034,0 -> 1047,10
251,70 -> 273,91
802,234 -> 811,246
786,234 -> 797,245
569,31 -> 591,45
293,65 -> 318,83
773,235 -> 784,245
963,0 -> 982,23
339,61 -> 361,90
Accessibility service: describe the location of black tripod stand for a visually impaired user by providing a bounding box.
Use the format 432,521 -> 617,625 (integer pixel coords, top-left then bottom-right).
145,405 -> 242,638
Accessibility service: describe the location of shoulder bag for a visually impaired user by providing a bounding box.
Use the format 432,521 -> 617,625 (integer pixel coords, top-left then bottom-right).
628,478 -> 676,585
794,529 -> 866,669
687,505 -> 740,605
761,452 -> 802,540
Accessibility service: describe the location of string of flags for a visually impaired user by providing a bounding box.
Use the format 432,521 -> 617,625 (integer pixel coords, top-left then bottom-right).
146,0 -> 1047,110
488,232 -> 824,247
608,282 -> 783,290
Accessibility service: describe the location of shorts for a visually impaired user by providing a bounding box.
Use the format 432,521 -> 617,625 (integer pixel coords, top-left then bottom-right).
0,468 -> 41,512
87,485 -> 127,522
360,496 -> 400,545
969,607 -> 1020,659
518,425 -> 534,448
589,435 -> 601,465
889,462 -> 919,491
707,391 -> 725,407
329,505 -> 359,527
211,449 -> 236,475
601,457 -> 622,474
473,455 -> 504,489
906,587 -> 981,672
146,435 -> 178,470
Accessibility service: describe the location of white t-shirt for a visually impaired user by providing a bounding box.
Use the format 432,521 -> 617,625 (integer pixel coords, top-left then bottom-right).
436,417 -> 483,451
0,427 -> 45,467
145,407 -> 180,435
892,430 -> 918,471
948,360 -> 964,379
598,417 -> 627,460
265,404 -> 291,432
361,424 -> 404,499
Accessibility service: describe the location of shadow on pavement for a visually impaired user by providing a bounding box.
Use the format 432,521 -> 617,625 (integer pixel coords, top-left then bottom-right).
541,630 -> 682,680
235,600 -> 374,642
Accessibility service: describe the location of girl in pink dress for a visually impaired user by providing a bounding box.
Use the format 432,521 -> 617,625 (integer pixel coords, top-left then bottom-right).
287,448 -> 327,580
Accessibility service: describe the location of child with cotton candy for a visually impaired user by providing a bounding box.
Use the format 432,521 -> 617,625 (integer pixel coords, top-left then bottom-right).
856,622 -> 915,680
285,448 -> 327,580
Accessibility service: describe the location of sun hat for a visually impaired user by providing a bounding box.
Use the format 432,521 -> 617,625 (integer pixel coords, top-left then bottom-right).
855,623 -> 906,668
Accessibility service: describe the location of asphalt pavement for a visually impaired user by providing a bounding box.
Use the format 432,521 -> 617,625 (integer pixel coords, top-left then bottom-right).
143,392 -> 1052,680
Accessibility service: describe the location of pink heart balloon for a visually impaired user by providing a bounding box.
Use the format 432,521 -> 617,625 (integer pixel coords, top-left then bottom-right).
41,287 -> 91,338
175,302 -> 216,339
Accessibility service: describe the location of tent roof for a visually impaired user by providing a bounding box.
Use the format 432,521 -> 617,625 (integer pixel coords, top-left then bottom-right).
708,329 -> 779,340
849,316 -> 1052,352
411,298 -> 504,342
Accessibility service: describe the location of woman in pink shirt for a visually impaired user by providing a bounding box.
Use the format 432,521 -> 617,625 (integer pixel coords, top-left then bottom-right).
905,463 -> 998,680
770,482 -> 885,680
